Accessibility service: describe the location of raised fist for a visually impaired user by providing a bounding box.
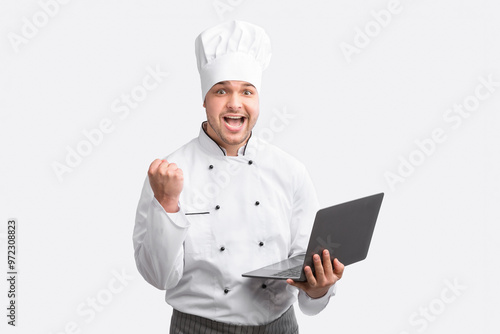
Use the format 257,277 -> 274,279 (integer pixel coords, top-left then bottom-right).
148,159 -> 184,213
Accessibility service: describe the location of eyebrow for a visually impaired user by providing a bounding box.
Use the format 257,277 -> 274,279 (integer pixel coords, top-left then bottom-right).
214,81 -> 256,88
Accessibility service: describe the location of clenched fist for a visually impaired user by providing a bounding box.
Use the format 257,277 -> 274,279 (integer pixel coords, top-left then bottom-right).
148,159 -> 184,213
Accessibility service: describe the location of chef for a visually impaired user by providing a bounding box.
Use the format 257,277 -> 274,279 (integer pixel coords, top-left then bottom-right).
133,20 -> 344,334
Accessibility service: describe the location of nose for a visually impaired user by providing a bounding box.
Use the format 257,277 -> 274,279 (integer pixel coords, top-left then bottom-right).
226,92 -> 242,110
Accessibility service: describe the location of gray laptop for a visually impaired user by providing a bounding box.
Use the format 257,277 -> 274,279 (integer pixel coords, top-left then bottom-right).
242,193 -> 384,281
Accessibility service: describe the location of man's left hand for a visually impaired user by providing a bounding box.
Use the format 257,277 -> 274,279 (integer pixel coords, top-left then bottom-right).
287,249 -> 344,299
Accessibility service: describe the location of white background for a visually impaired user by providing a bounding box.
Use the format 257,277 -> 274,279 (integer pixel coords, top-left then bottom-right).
1,0 -> 499,333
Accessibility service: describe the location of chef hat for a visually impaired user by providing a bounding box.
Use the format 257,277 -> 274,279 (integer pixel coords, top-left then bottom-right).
195,20 -> 272,101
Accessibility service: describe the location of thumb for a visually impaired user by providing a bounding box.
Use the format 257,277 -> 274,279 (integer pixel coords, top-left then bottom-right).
333,258 -> 344,278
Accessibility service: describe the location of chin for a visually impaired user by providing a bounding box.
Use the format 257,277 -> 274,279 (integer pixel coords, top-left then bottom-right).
223,133 -> 249,146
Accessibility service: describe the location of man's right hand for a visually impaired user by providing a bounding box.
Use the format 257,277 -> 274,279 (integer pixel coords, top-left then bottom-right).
148,159 -> 184,213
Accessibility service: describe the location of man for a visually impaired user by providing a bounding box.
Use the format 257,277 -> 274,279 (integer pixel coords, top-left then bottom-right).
133,20 -> 344,333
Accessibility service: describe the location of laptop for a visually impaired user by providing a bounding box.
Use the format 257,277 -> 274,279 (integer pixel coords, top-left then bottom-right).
242,193 -> 384,281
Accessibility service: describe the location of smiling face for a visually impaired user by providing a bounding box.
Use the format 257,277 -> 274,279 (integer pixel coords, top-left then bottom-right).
203,80 -> 259,156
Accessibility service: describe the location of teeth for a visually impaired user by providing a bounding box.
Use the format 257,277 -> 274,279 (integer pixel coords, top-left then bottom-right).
224,115 -> 244,128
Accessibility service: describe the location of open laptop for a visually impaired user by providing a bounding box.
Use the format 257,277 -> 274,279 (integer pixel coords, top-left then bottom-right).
242,193 -> 384,281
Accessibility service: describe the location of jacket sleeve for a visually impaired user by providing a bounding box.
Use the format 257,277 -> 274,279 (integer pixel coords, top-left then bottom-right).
133,176 -> 191,290
289,164 -> 337,315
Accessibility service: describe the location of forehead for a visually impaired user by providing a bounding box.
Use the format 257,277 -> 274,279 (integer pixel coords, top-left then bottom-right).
212,80 -> 255,88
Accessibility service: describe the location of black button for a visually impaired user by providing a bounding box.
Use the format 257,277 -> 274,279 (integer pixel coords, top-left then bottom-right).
255,201 -> 260,206
209,165 -> 214,170
215,205 -> 220,210
261,284 -> 267,289
259,241 -> 264,247
248,160 -> 253,165
220,246 -> 225,252
224,288 -> 229,294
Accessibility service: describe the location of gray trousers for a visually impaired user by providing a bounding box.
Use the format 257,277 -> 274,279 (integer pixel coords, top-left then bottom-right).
169,306 -> 299,334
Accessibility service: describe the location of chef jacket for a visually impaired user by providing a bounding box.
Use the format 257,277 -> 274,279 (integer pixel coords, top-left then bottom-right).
133,122 -> 336,325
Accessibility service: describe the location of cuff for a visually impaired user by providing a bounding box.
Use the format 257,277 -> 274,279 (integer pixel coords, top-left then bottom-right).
298,283 -> 337,316
151,198 -> 191,229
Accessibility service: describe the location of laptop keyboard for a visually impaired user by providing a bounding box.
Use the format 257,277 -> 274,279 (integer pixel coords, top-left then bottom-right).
271,265 -> 302,278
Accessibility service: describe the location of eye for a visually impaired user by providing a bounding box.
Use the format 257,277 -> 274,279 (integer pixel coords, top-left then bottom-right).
216,89 -> 226,94
243,90 -> 253,95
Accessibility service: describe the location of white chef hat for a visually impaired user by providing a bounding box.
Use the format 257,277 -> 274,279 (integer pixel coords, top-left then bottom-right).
195,20 -> 272,101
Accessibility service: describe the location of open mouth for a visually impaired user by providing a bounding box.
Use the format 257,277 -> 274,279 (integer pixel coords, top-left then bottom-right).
223,115 -> 245,130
